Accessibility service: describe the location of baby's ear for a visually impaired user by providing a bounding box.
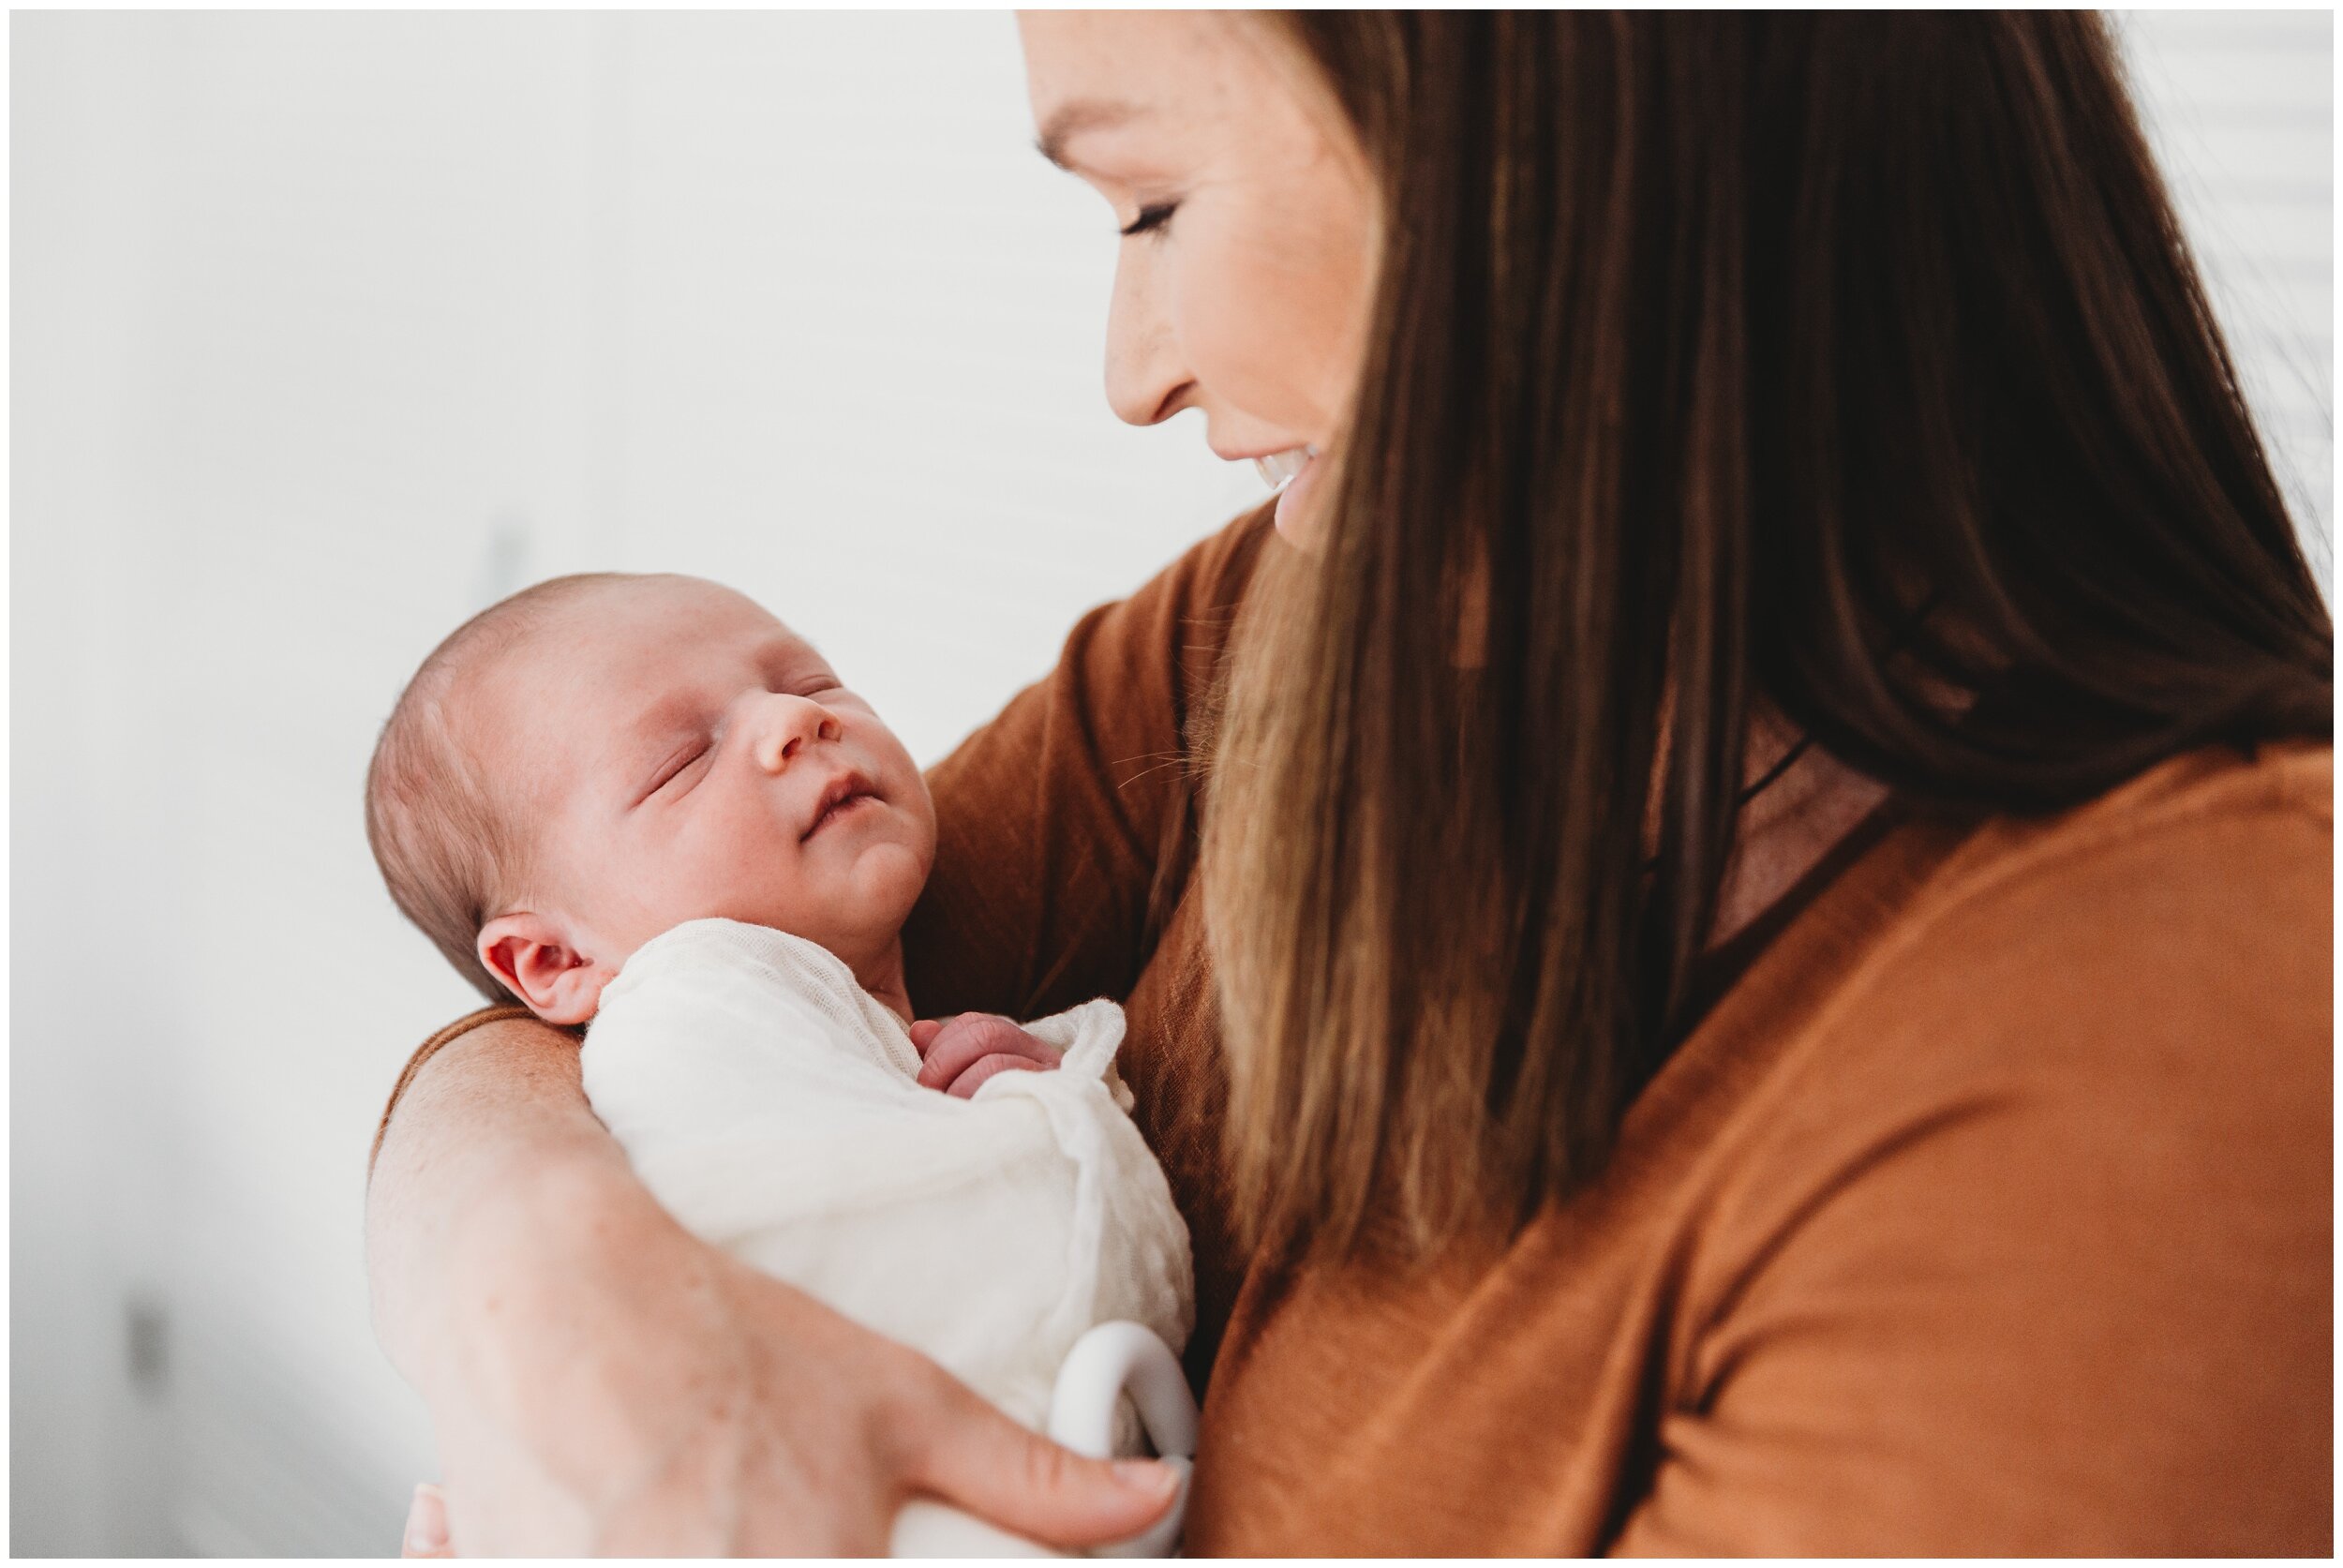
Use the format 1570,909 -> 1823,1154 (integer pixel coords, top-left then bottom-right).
478,913 -> 616,1026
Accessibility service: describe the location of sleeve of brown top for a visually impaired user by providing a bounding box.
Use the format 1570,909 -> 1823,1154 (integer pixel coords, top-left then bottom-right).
1616,764 -> 2332,1554
902,502 -> 1276,1022
368,1004 -> 544,1175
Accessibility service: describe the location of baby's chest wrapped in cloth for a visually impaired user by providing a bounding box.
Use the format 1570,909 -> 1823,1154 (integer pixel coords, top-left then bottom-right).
579,918 -> 1193,1432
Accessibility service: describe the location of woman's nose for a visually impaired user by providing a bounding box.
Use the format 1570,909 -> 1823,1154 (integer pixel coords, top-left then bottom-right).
1102,245 -> 1193,427
751,694 -> 843,775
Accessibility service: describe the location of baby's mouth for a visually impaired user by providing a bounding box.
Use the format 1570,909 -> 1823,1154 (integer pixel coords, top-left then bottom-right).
801,772 -> 879,842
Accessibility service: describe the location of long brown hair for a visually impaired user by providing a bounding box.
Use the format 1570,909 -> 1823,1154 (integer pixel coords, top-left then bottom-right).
1202,12 -> 2332,1262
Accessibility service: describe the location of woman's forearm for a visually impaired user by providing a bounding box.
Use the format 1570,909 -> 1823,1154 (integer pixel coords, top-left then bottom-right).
365,1011 -> 1186,1553
366,1017 -> 661,1395
365,1014 -> 743,1546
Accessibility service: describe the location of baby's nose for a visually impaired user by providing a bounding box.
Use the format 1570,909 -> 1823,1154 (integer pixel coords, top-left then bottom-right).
753,695 -> 843,774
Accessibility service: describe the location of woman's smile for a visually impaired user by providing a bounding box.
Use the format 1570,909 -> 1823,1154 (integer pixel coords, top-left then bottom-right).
1256,444 -> 1323,532
1250,444 -> 1314,493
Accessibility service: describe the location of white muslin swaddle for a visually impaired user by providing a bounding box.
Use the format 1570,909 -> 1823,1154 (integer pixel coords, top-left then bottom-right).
580,918 -> 1196,1553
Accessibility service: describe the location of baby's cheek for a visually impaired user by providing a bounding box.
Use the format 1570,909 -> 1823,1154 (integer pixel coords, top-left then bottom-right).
906,793 -> 941,873
695,813 -> 807,926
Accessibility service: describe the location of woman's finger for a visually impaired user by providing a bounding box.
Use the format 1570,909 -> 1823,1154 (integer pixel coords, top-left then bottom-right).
894,1366 -> 1183,1549
402,1482 -> 452,1559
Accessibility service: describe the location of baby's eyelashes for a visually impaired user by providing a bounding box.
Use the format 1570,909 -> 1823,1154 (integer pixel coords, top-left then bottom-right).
657,745 -> 709,787
639,739 -> 711,802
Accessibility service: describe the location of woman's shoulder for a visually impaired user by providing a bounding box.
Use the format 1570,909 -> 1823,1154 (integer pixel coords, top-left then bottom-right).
1934,735 -> 2330,892
1652,741 -> 2332,1552
1739,739 -> 2330,1182
1888,736 -> 2328,1027
1838,737 -> 2327,1057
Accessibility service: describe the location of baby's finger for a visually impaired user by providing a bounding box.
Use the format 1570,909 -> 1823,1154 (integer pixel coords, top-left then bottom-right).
947,1053 -> 1046,1099
915,1015 -> 1049,1091
908,1018 -> 948,1055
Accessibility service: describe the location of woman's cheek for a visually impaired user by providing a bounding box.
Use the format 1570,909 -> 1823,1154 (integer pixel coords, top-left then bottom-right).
1178,219 -> 1353,437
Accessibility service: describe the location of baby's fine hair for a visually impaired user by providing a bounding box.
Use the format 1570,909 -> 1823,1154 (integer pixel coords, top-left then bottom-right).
366,572 -> 636,1004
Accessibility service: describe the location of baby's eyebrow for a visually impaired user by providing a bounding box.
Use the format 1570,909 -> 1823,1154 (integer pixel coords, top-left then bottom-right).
755,637 -> 830,685
631,690 -> 707,743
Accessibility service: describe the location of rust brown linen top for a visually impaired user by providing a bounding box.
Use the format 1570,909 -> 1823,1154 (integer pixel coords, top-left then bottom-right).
381,508 -> 2333,1554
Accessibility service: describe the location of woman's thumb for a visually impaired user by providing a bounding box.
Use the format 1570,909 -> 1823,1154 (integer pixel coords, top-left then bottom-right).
902,1381 -> 1183,1549
401,1482 -> 453,1558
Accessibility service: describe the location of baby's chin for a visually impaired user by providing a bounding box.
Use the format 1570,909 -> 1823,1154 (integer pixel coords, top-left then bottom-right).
778,838 -> 932,956
845,836 -> 933,915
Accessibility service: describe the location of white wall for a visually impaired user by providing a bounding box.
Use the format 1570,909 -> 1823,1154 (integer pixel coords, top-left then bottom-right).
2119,8 -> 2333,579
10,12 -> 2330,1556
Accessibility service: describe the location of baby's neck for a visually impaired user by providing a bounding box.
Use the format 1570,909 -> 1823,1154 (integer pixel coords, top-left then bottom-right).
852,937 -> 915,1025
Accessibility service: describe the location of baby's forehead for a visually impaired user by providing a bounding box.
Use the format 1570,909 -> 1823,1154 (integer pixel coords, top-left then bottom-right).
559,575 -> 808,656
463,576 -> 813,724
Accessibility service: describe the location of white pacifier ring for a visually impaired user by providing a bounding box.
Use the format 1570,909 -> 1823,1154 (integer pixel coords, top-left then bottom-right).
1049,1321 -> 1198,1559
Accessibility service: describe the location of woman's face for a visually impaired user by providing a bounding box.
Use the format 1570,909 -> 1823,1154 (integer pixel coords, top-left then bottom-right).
1018,11 -> 1379,542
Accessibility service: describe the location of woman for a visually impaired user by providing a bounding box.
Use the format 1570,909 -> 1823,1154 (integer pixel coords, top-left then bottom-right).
374,13 -> 2332,1554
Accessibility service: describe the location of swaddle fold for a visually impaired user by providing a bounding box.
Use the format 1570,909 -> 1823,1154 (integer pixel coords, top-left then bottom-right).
580,918 -> 1193,1434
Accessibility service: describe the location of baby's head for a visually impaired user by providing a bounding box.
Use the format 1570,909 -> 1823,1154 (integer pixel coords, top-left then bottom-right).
366,574 -> 936,1023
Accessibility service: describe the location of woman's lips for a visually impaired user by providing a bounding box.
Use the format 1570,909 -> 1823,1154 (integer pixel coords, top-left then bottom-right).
1252,444 -> 1318,493
1252,444 -> 1323,534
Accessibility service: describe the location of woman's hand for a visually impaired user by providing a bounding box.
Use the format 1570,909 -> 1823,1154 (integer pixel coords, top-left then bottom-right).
430,1227 -> 1179,1554
910,1012 -> 1063,1098
370,1015 -> 1179,1555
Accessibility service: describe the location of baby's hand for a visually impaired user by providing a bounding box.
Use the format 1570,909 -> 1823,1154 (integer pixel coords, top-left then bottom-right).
909,1013 -> 1062,1098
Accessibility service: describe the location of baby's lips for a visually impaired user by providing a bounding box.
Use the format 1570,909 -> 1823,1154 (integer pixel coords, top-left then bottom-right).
798,768 -> 880,840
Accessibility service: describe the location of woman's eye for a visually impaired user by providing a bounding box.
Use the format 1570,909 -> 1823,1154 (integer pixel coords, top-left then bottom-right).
1119,202 -> 1177,239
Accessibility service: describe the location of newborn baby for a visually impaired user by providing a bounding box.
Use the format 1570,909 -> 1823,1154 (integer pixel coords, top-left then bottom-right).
366,572 -> 1195,1552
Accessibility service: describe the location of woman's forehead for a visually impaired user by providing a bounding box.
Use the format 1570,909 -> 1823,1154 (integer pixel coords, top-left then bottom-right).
1022,14 -> 1351,195
1021,13 -> 1258,135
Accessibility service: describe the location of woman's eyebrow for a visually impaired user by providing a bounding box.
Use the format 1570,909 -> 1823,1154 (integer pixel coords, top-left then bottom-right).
1035,99 -> 1148,171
